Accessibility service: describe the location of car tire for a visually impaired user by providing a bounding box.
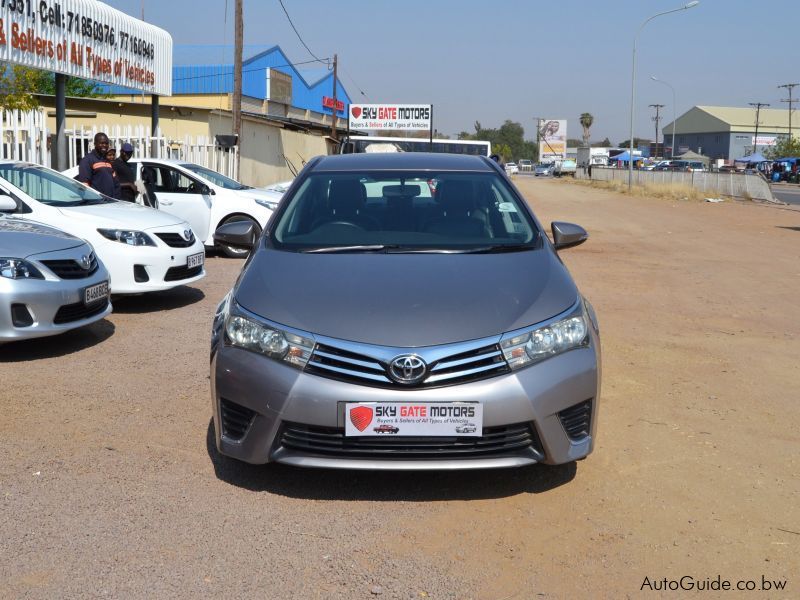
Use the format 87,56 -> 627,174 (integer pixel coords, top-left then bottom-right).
217,215 -> 261,258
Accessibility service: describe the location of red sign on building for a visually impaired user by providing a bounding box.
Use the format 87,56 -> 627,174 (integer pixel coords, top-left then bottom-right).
322,96 -> 345,112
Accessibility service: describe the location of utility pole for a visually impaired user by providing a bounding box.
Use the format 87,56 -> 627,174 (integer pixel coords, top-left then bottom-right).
331,54 -> 339,142
749,102 -> 769,155
232,0 -> 243,174
649,104 -> 664,158
778,83 -> 799,139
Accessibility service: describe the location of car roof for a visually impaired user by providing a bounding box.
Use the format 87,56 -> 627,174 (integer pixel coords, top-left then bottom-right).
311,152 -> 496,172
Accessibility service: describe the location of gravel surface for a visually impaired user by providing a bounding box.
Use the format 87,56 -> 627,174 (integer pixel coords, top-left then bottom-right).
1,178 -> 798,598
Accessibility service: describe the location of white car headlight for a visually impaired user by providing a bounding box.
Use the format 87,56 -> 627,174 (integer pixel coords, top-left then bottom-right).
0,258 -> 44,279
97,229 -> 156,246
224,302 -> 314,368
255,198 -> 279,211
500,302 -> 589,370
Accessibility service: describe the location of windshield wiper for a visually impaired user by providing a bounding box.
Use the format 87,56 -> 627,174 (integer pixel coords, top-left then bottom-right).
461,244 -> 536,254
303,245 -> 392,253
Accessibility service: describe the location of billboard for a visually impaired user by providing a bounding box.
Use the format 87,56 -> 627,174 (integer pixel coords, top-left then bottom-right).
0,0 -> 172,95
266,68 -> 292,105
538,119 -> 567,161
349,104 -> 431,131
752,136 -> 777,147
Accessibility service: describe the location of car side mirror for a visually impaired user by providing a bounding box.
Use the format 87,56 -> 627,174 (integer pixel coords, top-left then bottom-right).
551,221 -> 588,250
202,184 -> 214,195
0,193 -> 17,211
214,220 -> 255,251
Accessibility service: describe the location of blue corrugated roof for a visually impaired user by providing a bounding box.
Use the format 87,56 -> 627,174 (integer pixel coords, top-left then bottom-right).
101,45 -> 351,116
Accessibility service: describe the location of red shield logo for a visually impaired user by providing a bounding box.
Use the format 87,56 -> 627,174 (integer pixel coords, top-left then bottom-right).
349,406 -> 373,431
351,106 -> 362,119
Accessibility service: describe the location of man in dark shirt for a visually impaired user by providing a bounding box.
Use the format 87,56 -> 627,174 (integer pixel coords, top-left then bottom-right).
113,143 -> 138,203
77,132 -> 118,198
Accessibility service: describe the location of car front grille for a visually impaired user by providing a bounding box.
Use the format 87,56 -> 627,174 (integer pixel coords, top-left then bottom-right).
305,341 -> 510,389
220,398 -> 256,441
278,421 -> 543,460
164,264 -> 203,282
558,399 -> 593,440
155,232 -> 195,248
53,297 -> 109,324
41,254 -> 99,279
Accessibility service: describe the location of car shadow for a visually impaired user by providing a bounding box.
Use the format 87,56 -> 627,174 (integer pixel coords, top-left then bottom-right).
205,420 -> 576,500
776,226 -> 800,232
0,318 -> 115,362
111,286 -> 205,313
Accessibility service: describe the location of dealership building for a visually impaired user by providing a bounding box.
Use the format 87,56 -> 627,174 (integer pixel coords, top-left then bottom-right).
661,106 -> 794,161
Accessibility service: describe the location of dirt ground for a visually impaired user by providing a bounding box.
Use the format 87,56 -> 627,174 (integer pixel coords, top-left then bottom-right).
1,177 -> 798,599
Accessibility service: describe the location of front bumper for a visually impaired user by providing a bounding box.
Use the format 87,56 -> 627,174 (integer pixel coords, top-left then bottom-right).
0,267 -> 111,342
95,235 -> 206,294
211,334 -> 600,469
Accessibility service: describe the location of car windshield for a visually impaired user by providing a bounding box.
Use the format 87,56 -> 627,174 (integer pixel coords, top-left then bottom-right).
0,164 -> 111,206
270,170 -> 539,253
180,163 -> 251,190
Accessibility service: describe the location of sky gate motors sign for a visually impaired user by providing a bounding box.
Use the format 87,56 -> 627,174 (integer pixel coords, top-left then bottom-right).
0,0 -> 172,96
349,104 -> 432,131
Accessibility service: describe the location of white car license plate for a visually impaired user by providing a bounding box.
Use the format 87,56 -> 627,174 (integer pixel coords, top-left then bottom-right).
84,281 -> 109,305
344,402 -> 483,437
187,252 -> 204,268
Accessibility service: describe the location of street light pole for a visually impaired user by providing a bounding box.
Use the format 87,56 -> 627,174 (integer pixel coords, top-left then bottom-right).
628,1 -> 699,190
651,76 -> 677,159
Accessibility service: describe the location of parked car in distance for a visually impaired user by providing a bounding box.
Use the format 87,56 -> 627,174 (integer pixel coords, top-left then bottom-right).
126,159 -> 282,257
552,159 -> 577,177
210,152 -> 601,471
0,210 -> 111,342
518,159 -> 533,172
535,163 -> 553,177
505,162 -> 519,175
0,162 -> 205,294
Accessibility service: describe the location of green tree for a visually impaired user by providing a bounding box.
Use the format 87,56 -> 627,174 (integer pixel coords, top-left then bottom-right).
494,143 -> 512,162
764,136 -> 800,159
592,137 -> 612,148
618,137 -> 651,148
0,64 -> 104,111
462,119 -> 537,161
579,112 -> 594,146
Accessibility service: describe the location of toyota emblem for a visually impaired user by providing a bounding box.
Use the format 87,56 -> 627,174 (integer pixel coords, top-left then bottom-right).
183,229 -> 192,241
79,254 -> 92,270
388,354 -> 427,385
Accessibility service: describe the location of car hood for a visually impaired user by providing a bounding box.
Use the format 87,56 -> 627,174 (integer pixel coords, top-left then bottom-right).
235,247 -> 579,347
57,202 -> 185,230
235,188 -> 283,202
0,217 -> 84,256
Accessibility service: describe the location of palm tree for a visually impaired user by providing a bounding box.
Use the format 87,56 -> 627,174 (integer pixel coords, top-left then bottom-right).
579,113 -> 594,147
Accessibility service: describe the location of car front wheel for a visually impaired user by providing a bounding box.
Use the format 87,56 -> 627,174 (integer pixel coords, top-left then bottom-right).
216,215 -> 261,258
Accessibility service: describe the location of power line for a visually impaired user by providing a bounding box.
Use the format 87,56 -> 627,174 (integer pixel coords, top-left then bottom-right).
749,102 -> 770,155
341,65 -> 369,101
277,0 -> 328,66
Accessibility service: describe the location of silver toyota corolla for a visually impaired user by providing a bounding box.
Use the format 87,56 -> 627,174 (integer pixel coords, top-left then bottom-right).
0,210 -> 111,342
210,153 -> 600,470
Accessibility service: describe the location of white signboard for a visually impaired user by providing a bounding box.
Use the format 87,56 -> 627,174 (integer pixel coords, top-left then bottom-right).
538,119 -> 567,161
752,136 -> 777,147
0,0 -> 172,95
349,104 -> 431,131
345,402 -> 483,437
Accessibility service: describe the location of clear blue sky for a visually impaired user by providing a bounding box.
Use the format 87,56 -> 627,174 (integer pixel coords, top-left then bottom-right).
105,0 -> 797,144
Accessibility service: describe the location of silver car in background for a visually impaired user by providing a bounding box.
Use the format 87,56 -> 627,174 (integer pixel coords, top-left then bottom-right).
211,153 -> 600,471
0,204 -> 111,342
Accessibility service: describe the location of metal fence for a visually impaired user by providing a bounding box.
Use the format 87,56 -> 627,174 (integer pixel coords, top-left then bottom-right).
576,167 -> 777,202
0,109 -> 50,167
1,110 -> 238,179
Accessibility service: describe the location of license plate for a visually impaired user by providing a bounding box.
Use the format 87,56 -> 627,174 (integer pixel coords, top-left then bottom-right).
344,402 -> 483,437
84,281 -> 109,305
187,252 -> 204,268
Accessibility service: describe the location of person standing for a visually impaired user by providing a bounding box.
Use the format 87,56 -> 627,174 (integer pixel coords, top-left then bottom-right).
76,133 -> 118,198
113,143 -> 138,203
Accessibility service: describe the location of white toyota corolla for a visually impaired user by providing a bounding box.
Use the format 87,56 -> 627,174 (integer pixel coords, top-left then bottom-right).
0,162 -> 205,294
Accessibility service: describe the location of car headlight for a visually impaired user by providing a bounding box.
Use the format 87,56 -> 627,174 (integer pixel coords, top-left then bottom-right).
255,198 -> 279,211
500,301 -> 589,370
97,229 -> 156,246
0,258 -> 44,279
223,301 -> 314,368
